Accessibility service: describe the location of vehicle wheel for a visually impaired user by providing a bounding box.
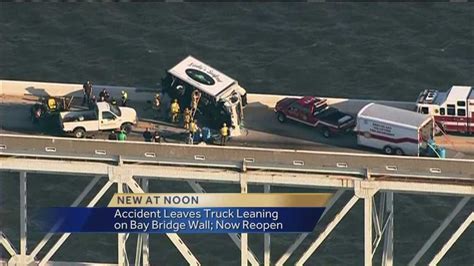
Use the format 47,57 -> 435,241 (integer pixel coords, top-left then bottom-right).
73,128 -> 86,138
277,112 -> 286,123
383,145 -> 393,155
322,127 -> 331,138
394,148 -> 404,156
121,123 -> 133,134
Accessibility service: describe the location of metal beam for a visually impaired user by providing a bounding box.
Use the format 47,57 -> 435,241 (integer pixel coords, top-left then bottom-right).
126,179 -> 200,265
365,193 -> 373,266
382,192 -> 394,266
39,181 -> 113,266
186,181 -> 260,266
117,183 -> 127,266
295,195 -> 359,265
29,176 -> 101,260
409,197 -> 470,266
19,172 -> 27,258
275,189 -> 345,266
0,232 -> 17,256
264,184 -> 271,266
141,178 -> 150,266
429,212 -> 473,265
240,173 -> 249,266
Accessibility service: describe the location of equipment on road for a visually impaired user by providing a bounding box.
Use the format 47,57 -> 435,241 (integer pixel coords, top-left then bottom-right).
356,103 -> 444,157
274,96 -> 355,138
416,85 -> 474,135
161,55 -> 247,136
30,96 -> 73,124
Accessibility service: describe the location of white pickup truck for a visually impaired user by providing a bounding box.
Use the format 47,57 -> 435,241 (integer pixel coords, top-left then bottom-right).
59,102 -> 137,138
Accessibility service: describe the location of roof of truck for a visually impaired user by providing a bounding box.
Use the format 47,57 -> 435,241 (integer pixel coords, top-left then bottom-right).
358,103 -> 432,129
446,86 -> 472,102
168,55 -> 236,98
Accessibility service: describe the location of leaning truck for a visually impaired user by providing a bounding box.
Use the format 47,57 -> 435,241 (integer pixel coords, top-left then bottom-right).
355,103 -> 445,157
161,55 -> 247,136
59,102 -> 137,138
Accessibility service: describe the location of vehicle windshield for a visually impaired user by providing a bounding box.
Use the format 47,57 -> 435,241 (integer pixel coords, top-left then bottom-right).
109,103 -> 121,117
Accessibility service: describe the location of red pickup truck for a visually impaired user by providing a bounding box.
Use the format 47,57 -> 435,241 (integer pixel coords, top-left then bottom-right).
274,96 -> 355,138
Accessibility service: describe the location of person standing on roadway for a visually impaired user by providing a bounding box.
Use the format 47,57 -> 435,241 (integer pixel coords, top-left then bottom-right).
121,90 -> 128,107
183,107 -> 191,130
118,130 -> 127,141
153,93 -> 161,118
108,130 -> 117,140
153,130 -> 161,143
82,81 -> 93,106
143,128 -> 153,142
170,99 -> 180,123
189,119 -> 199,136
220,123 -> 229,146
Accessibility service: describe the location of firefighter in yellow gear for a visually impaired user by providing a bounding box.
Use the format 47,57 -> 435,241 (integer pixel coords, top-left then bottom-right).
189,119 -> 198,136
220,123 -> 229,146
170,99 -> 180,123
183,108 -> 192,130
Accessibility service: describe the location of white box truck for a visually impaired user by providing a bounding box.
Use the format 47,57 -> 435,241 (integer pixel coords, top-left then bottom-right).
356,103 -> 442,156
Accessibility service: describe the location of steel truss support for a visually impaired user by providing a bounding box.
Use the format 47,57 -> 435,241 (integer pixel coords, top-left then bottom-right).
264,184 -> 271,266
20,172 -> 27,259
117,182 -> 128,266
0,232 -> 17,257
140,178 -> 150,266
429,212 -> 473,265
275,189 -> 345,266
187,181 -> 260,266
295,195 -> 359,265
381,192 -> 394,266
240,173 -> 248,266
39,181 -> 114,266
409,197 -> 470,266
27,176 -> 101,264
126,178 -> 200,265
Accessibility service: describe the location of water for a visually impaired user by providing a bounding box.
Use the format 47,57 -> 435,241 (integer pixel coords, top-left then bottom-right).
1,4 -> 473,265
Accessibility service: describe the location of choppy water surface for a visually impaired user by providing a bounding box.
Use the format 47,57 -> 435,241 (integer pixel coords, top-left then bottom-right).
0,4 -> 473,265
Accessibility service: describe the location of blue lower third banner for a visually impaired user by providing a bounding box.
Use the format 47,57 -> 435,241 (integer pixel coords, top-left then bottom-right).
43,207 -> 325,233
40,193 -> 332,234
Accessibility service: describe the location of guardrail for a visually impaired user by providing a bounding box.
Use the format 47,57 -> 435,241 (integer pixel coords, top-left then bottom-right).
0,134 -> 473,181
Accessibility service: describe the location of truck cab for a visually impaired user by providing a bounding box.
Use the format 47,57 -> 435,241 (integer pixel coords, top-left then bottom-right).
161,56 -> 247,136
59,102 -> 137,138
275,96 -> 354,137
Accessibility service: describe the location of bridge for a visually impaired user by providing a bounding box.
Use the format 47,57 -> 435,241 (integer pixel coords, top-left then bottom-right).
0,80 -> 473,265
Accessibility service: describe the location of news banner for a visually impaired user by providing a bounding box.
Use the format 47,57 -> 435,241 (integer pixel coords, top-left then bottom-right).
41,194 -> 332,234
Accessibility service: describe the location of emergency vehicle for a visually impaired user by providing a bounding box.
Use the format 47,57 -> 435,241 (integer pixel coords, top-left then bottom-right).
274,96 -> 355,138
416,85 -> 474,134
356,103 -> 444,157
161,56 -> 247,136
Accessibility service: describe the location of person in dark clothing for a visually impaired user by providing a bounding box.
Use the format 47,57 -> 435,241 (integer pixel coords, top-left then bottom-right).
89,95 -> 97,110
99,88 -> 110,102
143,128 -> 153,142
82,81 -> 93,106
108,130 -> 117,140
153,130 -> 161,143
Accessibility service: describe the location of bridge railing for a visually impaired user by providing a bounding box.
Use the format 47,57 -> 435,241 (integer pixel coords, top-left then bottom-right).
0,134 -> 473,181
